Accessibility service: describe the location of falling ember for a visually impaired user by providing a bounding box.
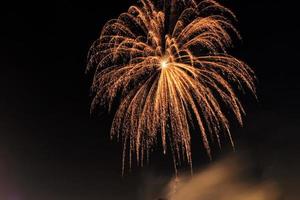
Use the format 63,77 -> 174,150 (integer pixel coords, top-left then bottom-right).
87,0 -> 256,174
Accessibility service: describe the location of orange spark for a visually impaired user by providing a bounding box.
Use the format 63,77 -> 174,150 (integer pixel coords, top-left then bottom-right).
87,0 -> 256,174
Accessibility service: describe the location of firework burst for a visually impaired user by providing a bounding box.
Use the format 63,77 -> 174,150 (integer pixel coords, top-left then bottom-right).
87,0 -> 256,174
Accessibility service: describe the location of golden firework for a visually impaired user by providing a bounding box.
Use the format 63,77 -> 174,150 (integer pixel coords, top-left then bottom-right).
87,0 -> 256,174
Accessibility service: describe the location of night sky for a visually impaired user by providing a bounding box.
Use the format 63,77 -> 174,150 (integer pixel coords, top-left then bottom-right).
1,0 -> 299,199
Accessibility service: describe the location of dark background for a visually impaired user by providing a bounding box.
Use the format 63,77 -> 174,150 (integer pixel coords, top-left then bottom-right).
0,0 -> 299,199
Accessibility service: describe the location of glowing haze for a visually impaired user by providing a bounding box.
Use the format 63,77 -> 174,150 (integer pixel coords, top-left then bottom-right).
163,157 -> 280,200
87,0 -> 256,174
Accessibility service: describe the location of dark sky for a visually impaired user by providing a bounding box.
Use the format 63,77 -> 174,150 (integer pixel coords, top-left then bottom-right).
1,0 -> 299,199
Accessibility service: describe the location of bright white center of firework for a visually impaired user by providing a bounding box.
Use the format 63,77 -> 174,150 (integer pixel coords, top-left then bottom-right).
160,59 -> 168,69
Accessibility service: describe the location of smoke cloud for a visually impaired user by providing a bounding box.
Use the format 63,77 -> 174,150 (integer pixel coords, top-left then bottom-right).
147,156 -> 281,200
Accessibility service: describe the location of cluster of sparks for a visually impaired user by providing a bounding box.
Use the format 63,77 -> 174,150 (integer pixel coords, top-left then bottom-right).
87,0 -> 256,174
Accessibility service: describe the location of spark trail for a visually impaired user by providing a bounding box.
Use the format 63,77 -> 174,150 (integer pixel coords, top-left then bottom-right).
87,0 -> 256,174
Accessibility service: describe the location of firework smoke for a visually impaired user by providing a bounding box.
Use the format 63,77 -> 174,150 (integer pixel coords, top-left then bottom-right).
87,0 -> 256,174
165,158 -> 280,200
144,156 -> 280,200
